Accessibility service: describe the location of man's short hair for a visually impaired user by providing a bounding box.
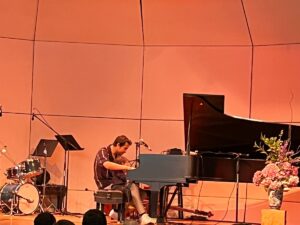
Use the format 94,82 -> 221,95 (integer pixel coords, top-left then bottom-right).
113,135 -> 132,147
34,212 -> 56,225
82,209 -> 107,225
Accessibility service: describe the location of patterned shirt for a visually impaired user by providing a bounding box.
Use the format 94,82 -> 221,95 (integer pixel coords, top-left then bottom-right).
94,145 -> 127,189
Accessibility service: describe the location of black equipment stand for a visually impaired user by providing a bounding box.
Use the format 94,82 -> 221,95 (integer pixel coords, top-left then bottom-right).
232,153 -> 252,225
31,113 -> 84,215
134,142 -> 141,168
32,139 -> 58,211
55,134 -> 84,214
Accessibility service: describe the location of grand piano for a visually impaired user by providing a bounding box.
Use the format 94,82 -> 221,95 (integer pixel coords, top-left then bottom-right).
183,93 -> 300,182
128,93 -> 300,219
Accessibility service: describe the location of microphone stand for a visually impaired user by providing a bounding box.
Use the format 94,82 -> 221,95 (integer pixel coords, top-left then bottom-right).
15,193 -> 33,204
233,153 -> 252,225
135,142 -> 141,168
31,113 -> 75,215
41,141 -> 48,210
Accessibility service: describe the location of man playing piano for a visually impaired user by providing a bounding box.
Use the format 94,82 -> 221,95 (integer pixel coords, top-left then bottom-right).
94,135 -> 157,225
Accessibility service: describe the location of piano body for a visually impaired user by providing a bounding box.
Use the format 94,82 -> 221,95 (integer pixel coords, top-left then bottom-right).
128,93 -> 300,219
128,154 -> 199,218
183,93 -> 300,182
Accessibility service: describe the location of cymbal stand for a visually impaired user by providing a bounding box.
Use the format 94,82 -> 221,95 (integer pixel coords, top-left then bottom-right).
62,145 -> 69,213
42,143 -> 48,203
1,192 -> 18,215
39,142 -> 58,212
0,198 -> 17,215
10,195 -> 16,215
38,142 -> 47,212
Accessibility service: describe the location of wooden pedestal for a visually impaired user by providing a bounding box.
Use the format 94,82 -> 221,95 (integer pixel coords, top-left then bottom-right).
261,209 -> 286,225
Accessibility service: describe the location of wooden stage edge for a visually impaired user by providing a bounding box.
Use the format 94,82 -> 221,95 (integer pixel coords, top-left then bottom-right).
0,212 -> 236,225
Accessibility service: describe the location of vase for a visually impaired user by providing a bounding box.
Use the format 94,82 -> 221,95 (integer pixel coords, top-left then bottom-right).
268,187 -> 284,209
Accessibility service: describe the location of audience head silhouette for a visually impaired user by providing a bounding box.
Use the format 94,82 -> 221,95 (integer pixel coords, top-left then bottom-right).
82,209 -> 107,225
34,212 -> 56,225
54,219 -> 75,225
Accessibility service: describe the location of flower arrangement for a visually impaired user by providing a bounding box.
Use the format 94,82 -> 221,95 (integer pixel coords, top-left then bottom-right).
252,130 -> 300,191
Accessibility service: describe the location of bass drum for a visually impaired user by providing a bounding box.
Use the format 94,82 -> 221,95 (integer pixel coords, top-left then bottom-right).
0,183 -> 40,214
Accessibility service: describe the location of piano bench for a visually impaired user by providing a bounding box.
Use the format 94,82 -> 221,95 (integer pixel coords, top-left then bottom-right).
94,189 -> 125,222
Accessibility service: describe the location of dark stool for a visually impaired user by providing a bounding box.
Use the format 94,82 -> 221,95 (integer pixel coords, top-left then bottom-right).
94,189 -> 125,222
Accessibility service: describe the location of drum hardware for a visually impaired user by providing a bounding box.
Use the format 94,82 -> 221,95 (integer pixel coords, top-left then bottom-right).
14,192 -> 34,203
1,144 -> 43,182
40,142 -> 50,212
0,193 -> 17,216
0,145 -> 21,180
32,139 -> 59,213
39,193 -> 58,213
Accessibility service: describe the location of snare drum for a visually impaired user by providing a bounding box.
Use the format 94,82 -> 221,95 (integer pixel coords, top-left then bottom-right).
0,183 -> 40,214
20,159 -> 42,178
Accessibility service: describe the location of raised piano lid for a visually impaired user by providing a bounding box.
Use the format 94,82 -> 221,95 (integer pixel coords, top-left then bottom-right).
183,93 -> 300,159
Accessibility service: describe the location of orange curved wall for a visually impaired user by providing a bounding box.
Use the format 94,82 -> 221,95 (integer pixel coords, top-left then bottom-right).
0,1 -> 300,224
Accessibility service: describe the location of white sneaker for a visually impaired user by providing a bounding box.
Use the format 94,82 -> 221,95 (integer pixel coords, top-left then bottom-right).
140,214 -> 157,225
109,209 -> 119,220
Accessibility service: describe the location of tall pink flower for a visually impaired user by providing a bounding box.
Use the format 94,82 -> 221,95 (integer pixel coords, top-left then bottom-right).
252,131 -> 300,191
292,166 -> 298,176
262,163 -> 280,179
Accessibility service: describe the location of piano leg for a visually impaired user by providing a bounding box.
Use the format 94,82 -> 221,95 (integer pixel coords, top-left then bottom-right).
149,191 -> 159,218
160,186 -> 168,217
148,189 -> 168,223
177,185 -> 184,219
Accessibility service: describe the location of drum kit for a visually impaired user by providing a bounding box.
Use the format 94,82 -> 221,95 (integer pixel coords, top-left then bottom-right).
0,157 -> 48,215
0,135 -> 82,216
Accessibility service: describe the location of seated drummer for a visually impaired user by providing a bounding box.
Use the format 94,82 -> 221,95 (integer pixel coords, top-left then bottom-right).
94,135 -> 156,225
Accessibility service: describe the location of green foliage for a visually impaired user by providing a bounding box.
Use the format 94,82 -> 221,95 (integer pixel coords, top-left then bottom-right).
254,130 -> 286,164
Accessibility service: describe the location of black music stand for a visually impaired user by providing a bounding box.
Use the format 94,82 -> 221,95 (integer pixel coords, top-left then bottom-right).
32,139 -> 58,157
55,135 -> 84,151
55,134 -> 84,214
32,139 -> 58,212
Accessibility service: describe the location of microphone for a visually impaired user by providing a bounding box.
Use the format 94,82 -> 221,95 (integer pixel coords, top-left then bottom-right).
27,199 -> 34,203
15,193 -> 34,203
231,152 -> 249,158
31,113 -> 35,121
0,105 -> 2,117
135,139 -> 151,151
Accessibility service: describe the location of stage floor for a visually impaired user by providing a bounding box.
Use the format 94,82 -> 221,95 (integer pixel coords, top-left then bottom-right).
0,212 -> 236,225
